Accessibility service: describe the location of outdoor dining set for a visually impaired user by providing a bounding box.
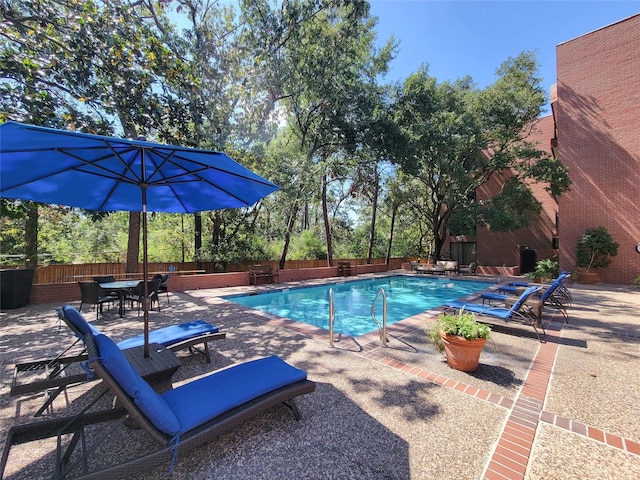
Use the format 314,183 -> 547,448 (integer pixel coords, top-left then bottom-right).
78,273 -> 171,320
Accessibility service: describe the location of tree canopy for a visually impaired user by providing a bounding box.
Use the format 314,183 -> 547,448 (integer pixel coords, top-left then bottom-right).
1,1 -> 569,269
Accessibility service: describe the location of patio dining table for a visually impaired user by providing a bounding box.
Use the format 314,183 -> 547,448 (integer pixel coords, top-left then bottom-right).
99,280 -> 141,317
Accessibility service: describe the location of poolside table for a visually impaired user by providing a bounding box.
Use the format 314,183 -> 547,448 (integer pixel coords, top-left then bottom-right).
99,280 -> 141,317
123,343 -> 181,393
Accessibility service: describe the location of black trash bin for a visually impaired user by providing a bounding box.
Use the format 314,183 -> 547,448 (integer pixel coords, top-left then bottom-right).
1,268 -> 34,309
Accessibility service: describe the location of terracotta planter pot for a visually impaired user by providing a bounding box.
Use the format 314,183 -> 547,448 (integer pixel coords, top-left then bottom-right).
440,333 -> 487,372
578,272 -> 599,284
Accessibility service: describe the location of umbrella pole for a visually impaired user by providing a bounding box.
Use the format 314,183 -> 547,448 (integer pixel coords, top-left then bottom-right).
142,189 -> 150,358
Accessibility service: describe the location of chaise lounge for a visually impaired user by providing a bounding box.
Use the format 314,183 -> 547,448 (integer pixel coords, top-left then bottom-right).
481,273 -> 570,323
10,306 -> 226,416
1,329 -> 316,479
443,286 -> 545,340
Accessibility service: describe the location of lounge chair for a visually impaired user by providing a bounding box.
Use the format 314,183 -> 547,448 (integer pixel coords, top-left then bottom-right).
443,286 -> 545,340
481,273 -> 570,323
498,271 -> 570,294
1,330 -> 315,479
10,306 -> 225,416
458,262 -> 478,275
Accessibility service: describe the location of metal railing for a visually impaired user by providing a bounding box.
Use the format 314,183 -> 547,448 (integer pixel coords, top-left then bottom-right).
371,287 -> 388,347
329,286 -> 389,347
328,288 -> 335,347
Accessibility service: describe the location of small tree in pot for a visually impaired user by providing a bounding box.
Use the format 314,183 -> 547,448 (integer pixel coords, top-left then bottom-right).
575,227 -> 619,283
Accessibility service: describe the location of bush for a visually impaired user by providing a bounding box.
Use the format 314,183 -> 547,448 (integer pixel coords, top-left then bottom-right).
527,258 -> 559,281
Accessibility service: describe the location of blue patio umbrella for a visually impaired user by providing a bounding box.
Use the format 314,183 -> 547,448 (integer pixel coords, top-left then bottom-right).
0,121 -> 279,356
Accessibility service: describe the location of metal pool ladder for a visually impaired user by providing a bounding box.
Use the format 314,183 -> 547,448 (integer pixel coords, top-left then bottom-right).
328,287 -> 389,347
329,288 -> 336,347
371,287 -> 389,347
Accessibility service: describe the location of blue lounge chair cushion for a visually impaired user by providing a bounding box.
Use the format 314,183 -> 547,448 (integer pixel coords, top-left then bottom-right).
538,273 -> 567,301
93,334 -> 180,436
497,285 -> 518,294
443,301 -> 513,319
444,301 -> 492,314
116,320 -> 219,350
63,305 -> 101,337
480,292 -> 507,303
446,286 -> 539,320
163,355 -> 308,434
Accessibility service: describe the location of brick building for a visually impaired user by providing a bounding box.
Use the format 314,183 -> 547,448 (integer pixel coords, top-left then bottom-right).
554,14 -> 640,283
459,14 -> 640,284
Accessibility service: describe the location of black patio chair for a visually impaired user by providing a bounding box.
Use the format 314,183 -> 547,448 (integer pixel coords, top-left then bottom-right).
78,281 -> 118,320
152,273 -> 171,305
126,278 -> 162,316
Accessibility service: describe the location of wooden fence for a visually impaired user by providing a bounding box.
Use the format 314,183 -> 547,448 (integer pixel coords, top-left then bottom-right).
28,257 -> 405,284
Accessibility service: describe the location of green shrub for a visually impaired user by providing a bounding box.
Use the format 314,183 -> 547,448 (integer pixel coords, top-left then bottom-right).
527,258 -> 559,281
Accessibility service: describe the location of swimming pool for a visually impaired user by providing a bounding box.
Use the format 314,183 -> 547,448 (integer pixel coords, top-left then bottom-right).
225,276 -> 493,337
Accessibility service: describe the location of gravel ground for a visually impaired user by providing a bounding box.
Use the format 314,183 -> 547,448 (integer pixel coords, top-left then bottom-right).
1,274 -> 638,479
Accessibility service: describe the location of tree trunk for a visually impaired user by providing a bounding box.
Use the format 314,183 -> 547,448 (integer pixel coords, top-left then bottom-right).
367,173 -> 380,264
125,212 -> 141,274
321,171 -> 333,267
24,203 -> 38,282
194,213 -> 202,269
279,204 -> 299,270
279,183 -> 304,269
303,202 -> 309,230
386,204 -> 397,265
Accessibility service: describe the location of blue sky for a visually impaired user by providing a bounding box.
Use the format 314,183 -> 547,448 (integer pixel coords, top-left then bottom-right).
369,1 -> 640,113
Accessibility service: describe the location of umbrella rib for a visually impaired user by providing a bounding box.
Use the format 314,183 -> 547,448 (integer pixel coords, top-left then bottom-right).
150,152 -> 276,206
95,143 -> 146,211
130,147 -> 191,211
142,149 -> 264,209
0,147 -> 140,192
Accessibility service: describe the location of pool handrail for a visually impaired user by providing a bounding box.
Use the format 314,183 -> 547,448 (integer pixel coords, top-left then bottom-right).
329,288 -> 335,347
371,287 -> 388,347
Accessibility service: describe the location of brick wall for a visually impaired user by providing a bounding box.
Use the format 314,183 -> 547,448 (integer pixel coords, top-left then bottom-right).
27,264 -> 389,305
475,115 -> 559,270
556,14 -> 640,283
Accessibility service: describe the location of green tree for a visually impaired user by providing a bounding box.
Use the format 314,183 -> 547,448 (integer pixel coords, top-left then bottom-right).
245,0 -> 394,267
393,53 -> 571,260
2,0 -> 189,271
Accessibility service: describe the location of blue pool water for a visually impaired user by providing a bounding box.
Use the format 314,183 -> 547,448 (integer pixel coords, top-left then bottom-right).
225,276 -> 493,337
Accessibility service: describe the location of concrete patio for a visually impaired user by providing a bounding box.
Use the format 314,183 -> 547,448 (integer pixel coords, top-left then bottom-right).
0,272 -> 638,479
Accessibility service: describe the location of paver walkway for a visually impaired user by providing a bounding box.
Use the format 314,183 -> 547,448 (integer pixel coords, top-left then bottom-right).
350,309 -> 640,479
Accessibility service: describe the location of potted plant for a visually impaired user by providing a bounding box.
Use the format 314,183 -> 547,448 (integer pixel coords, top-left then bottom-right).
575,227 -> 619,284
427,309 -> 491,372
527,258 -> 559,283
